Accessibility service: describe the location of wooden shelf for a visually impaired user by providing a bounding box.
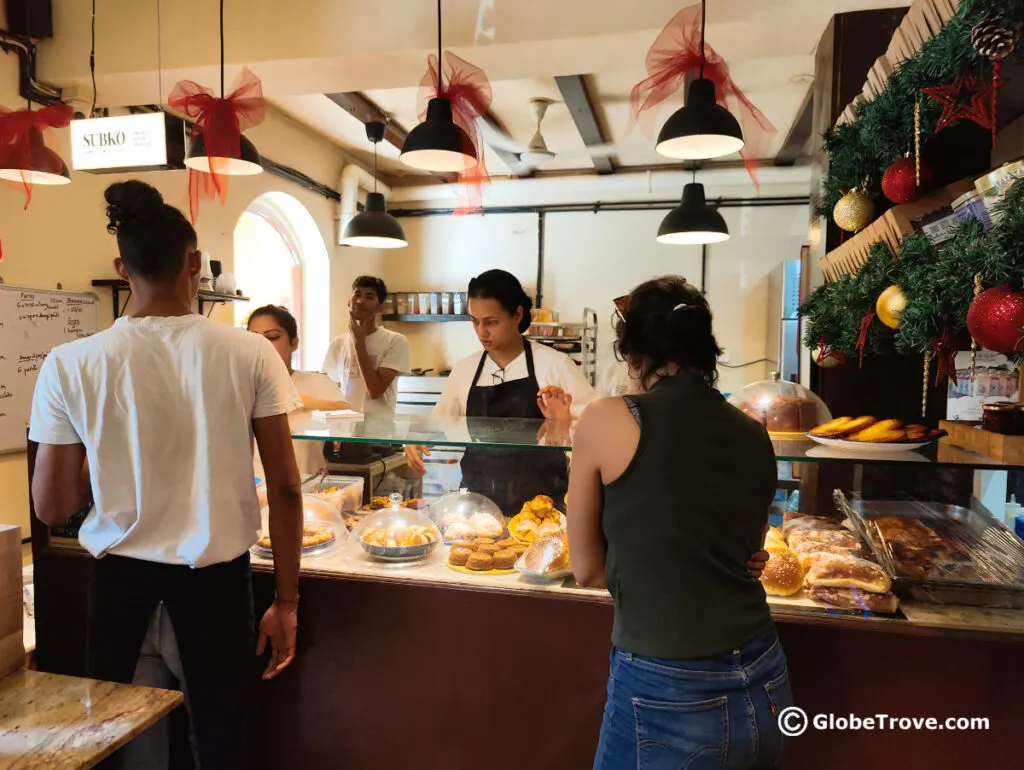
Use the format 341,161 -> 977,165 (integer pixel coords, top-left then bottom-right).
92,279 -> 250,318
382,314 -> 470,323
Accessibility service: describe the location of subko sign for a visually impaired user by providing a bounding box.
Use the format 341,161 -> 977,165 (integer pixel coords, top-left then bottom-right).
70,113 -> 167,170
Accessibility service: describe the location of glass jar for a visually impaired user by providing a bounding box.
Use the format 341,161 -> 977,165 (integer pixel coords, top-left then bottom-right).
453,292 -> 464,315
441,292 -> 452,314
418,293 -> 430,315
429,292 -> 440,314
396,294 -> 409,315
981,402 -> 1018,434
407,292 -> 419,314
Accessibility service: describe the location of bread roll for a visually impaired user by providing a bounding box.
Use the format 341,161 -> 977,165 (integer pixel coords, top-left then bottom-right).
788,529 -> 863,554
764,527 -> 786,550
760,547 -> 805,596
809,586 -> 899,613
805,554 -> 891,593
781,516 -> 844,541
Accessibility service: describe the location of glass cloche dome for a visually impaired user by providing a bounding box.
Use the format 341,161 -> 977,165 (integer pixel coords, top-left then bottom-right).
727,373 -> 832,437
429,488 -> 505,543
252,493 -> 346,560
349,493 -> 441,565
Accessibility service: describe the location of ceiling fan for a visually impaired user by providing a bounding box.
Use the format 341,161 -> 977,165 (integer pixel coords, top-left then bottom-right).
478,97 -> 617,169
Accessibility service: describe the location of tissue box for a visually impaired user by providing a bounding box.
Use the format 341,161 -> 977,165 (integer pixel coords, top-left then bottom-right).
0,525 -> 24,679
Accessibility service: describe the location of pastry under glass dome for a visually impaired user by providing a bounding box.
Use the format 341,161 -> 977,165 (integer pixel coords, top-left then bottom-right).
727,373 -> 832,437
348,494 -> 442,565
429,488 -> 506,543
252,493 -> 347,560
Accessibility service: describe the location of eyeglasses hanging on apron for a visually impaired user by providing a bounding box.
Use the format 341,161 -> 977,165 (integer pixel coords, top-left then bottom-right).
459,341 -> 569,515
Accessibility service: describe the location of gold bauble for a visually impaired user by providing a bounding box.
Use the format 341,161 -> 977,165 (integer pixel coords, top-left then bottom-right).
833,190 -> 875,232
876,284 -> 908,329
813,344 -> 844,368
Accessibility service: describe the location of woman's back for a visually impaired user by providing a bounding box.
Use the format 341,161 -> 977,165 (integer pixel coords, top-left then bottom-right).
602,371 -> 777,659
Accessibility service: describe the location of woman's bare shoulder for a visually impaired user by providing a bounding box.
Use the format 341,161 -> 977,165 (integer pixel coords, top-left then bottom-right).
578,396 -> 635,433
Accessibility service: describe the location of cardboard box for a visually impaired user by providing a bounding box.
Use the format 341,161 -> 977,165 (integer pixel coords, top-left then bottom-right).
0,525 -> 24,679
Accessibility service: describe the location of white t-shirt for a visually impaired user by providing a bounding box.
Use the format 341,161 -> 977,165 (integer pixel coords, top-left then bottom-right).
322,327 -> 410,417
597,359 -> 639,398
252,370 -> 344,480
433,341 -> 597,419
29,315 -> 301,568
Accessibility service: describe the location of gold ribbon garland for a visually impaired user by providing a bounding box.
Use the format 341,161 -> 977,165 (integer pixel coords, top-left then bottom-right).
970,273 -> 983,381
922,349 -> 932,418
914,99 -> 921,187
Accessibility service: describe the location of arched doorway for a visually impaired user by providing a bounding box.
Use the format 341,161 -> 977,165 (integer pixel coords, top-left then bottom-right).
234,192 -> 330,369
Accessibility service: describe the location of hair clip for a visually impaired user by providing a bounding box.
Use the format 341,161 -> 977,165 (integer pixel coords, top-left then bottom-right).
673,303 -> 689,311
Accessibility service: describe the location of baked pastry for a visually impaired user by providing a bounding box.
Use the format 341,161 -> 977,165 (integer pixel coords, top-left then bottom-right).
847,419 -> 904,443
809,586 -> 899,613
809,416 -> 877,438
511,543 -> 529,557
257,524 -> 335,551
450,539 -> 475,551
402,498 -> 428,510
369,496 -> 389,510
781,516 -> 844,540
764,526 -> 787,550
795,545 -> 871,572
445,522 -> 475,542
469,514 -> 503,538
362,524 -> 438,548
448,546 -> 473,566
510,518 -> 539,542
869,516 -> 943,555
760,547 -> 805,597
466,552 -> 494,571
493,549 -> 517,570
538,521 -> 562,539
787,529 -> 863,554
522,537 -> 567,573
473,537 -> 495,546
804,554 -> 891,593
497,538 -> 518,549
477,543 -> 501,555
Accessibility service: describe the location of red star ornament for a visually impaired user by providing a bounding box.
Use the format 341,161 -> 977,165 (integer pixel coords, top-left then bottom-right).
921,70 -> 997,135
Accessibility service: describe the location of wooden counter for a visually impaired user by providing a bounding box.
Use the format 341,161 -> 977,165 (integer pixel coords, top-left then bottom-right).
0,670 -> 182,769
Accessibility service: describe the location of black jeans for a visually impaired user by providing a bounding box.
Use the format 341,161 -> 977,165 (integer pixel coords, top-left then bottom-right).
88,553 -> 256,769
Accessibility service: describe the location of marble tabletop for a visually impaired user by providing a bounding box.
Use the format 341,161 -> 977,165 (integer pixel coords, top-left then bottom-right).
0,670 -> 182,769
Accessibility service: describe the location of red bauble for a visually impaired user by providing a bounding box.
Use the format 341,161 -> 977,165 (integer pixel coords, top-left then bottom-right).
881,157 -> 933,204
967,285 -> 1024,353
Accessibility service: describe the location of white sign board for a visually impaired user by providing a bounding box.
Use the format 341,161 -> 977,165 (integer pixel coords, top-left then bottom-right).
70,113 -> 167,171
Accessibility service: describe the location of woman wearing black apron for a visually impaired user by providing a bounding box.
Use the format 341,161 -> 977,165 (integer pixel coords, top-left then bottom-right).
407,270 -> 596,514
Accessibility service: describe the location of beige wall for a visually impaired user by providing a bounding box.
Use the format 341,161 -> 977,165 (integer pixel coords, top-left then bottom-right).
0,53 -> 351,534
378,203 -> 808,394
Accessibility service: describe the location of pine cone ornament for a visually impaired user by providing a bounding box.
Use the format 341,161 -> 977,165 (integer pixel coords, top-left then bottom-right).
972,16 -> 1020,61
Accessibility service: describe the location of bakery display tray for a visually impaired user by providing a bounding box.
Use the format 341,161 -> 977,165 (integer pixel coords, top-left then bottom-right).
835,493 -> 1024,609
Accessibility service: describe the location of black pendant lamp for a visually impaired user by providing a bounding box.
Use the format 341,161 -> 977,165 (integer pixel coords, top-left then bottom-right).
400,0 -> 478,173
657,171 -> 729,245
183,0 -> 263,176
655,0 -> 743,160
342,122 -> 407,249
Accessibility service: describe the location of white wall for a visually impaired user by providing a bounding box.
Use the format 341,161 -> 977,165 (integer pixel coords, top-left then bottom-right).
378,202 -> 809,395
0,51 -> 352,534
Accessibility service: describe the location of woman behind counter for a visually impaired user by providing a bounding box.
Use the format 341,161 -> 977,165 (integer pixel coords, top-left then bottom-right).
407,269 -> 595,513
567,277 -> 792,769
247,304 -> 349,477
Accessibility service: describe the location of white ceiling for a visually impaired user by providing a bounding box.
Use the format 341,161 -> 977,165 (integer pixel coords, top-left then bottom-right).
266,0 -> 908,182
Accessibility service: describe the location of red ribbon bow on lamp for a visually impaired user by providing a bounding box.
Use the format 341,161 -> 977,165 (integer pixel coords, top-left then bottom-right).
417,52 -> 492,214
0,103 -> 74,208
929,317 -> 959,387
169,68 -> 266,222
628,4 -> 775,189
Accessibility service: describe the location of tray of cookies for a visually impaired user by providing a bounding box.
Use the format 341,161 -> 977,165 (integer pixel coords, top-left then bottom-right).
808,417 -> 946,452
446,537 -> 527,575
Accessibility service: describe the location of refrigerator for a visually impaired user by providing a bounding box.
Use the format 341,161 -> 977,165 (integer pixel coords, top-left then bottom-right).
766,259 -> 802,384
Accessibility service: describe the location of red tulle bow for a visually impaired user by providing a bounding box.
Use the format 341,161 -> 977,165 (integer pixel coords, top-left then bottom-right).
930,317 -> 959,387
628,4 -> 776,190
855,308 -> 875,367
0,103 -> 74,209
169,68 -> 266,222
417,52 -> 492,214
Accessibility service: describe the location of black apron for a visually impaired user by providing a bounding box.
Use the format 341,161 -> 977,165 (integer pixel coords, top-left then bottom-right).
460,341 -> 569,515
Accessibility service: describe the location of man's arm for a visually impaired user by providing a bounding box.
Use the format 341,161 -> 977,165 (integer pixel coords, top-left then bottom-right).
253,413 -> 303,678
32,443 -> 90,527
352,334 -> 398,400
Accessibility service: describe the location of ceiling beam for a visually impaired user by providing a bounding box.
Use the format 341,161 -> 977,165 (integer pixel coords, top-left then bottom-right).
324,92 -> 409,149
774,85 -> 814,167
555,74 -> 616,175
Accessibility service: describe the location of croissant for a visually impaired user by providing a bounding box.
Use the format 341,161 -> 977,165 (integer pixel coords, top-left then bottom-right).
847,419 -> 904,443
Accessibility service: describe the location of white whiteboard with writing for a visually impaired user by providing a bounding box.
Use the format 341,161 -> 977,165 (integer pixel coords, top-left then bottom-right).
0,285 -> 99,454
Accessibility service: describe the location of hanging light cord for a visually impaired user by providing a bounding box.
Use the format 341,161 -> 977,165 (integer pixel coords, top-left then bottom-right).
220,0 -> 226,98
436,0 -> 443,92
156,0 -> 163,104
90,0 -> 97,116
699,0 -> 707,79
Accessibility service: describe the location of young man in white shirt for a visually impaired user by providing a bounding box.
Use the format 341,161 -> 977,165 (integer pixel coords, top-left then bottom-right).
29,181 -> 303,769
322,276 -> 410,418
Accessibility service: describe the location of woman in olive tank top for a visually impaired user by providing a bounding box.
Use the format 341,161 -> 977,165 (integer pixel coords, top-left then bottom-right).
567,277 -> 793,769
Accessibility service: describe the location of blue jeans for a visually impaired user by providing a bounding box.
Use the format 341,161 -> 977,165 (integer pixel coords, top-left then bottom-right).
594,627 -> 793,770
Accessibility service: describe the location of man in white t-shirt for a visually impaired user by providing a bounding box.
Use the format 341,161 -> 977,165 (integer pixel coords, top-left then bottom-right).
322,276 -> 410,417
29,180 -> 303,769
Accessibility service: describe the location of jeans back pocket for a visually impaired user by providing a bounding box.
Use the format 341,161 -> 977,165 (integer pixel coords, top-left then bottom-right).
633,695 -> 728,770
